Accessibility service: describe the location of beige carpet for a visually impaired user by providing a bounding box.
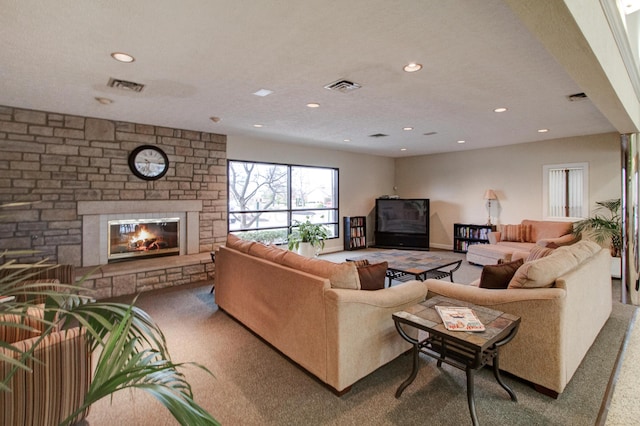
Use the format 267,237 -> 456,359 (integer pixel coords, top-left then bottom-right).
83,250 -> 636,425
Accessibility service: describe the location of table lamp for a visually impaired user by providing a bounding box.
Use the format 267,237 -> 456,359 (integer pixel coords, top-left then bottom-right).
484,189 -> 497,225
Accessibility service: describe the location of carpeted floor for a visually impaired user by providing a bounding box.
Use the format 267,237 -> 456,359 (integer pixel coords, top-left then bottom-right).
84,251 -> 636,426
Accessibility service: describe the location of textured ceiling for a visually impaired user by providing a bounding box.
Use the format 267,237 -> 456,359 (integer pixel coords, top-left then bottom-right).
0,0 -> 617,157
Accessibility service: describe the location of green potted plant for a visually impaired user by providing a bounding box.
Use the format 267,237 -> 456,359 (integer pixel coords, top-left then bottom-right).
572,198 -> 622,256
287,217 -> 328,257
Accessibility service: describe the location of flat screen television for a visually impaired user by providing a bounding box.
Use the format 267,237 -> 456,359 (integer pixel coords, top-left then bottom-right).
374,198 -> 430,249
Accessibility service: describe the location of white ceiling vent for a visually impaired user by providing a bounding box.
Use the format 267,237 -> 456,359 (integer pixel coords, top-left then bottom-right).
107,77 -> 145,92
324,79 -> 362,93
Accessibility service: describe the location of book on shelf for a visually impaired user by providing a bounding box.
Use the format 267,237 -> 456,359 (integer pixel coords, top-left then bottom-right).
435,305 -> 485,331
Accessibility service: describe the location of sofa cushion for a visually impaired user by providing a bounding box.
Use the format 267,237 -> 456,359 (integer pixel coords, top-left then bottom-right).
508,249 -> 579,289
281,251 -> 361,290
479,258 -> 524,289
526,245 -> 554,262
357,261 -> 388,291
226,233 -> 255,253
248,242 -> 288,263
522,219 -> 573,242
501,224 -> 524,242
555,240 -> 602,264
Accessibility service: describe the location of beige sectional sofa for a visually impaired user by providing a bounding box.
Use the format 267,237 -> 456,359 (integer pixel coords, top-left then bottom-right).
214,234 -> 428,394
466,219 -> 576,265
427,240 -> 612,397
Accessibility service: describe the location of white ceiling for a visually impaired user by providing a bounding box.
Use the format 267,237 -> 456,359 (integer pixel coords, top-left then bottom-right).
0,0 -> 617,157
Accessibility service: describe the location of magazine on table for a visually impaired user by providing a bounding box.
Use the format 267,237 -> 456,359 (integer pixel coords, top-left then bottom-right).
435,305 -> 485,331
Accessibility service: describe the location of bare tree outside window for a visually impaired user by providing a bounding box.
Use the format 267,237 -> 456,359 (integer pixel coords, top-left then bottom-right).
228,160 -> 339,243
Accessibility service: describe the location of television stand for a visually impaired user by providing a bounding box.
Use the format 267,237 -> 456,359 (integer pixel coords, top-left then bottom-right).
374,232 -> 429,250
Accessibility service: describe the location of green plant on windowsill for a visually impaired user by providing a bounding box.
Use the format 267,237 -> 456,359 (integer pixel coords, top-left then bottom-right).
572,198 -> 622,257
287,217 -> 328,253
0,205 -> 219,425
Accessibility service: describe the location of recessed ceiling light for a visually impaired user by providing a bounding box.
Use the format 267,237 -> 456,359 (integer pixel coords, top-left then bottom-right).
538,128 -> 549,133
306,103 -> 320,108
457,140 -> 466,144
209,116 -> 221,123
494,107 -> 508,113
400,148 -> 407,151
403,63 -> 422,72
403,127 -> 413,131
253,124 -> 263,128
111,52 -> 135,63
343,139 -> 351,142
95,97 -> 113,105
253,89 -> 273,97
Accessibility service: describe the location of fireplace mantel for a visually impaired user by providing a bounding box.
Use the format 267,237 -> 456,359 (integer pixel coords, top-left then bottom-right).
78,200 -> 202,267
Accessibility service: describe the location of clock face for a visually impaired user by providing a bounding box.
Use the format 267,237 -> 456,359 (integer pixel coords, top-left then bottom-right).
128,145 -> 169,180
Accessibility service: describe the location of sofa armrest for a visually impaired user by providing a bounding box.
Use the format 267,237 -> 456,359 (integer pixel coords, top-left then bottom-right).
324,281 -> 428,391
537,233 -> 579,248
488,231 -> 501,244
0,305 -> 48,343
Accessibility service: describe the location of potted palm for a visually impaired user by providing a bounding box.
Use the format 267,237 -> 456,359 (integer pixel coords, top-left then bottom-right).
287,217 -> 328,257
572,198 -> 622,277
572,198 -> 622,256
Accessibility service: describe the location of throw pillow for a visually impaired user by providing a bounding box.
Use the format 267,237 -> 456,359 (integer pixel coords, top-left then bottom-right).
501,224 -> 523,242
357,261 -> 388,291
479,258 -> 524,289
526,245 -> 554,262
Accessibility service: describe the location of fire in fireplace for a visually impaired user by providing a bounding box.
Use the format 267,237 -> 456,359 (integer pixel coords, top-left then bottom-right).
108,218 -> 180,262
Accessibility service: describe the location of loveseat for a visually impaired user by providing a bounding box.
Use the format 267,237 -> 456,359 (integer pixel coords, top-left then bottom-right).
214,234 -> 428,394
426,240 -> 612,397
466,219 -> 576,265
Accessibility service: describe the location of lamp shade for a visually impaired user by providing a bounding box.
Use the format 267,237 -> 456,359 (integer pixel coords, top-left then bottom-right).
483,189 -> 497,200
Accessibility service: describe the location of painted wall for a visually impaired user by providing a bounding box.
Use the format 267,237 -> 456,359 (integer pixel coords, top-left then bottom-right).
395,132 -> 621,249
226,135 -> 395,252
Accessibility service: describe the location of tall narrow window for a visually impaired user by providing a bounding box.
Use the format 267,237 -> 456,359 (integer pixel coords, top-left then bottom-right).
543,163 -> 589,220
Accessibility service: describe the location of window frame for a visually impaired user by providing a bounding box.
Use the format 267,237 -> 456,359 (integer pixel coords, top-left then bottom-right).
542,162 -> 589,221
227,159 -> 340,243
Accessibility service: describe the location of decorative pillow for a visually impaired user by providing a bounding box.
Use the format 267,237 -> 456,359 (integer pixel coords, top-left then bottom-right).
479,258 -> 524,289
501,224 -> 523,242
356,261 -> 387,291
521,224 -> 533,242
526,245 -> 554,262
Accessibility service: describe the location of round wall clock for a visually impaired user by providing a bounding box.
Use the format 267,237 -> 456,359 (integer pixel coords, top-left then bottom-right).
128,145 -> 169,180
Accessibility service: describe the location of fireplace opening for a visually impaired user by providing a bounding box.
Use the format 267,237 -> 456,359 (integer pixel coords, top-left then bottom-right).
108,218 -> 180,263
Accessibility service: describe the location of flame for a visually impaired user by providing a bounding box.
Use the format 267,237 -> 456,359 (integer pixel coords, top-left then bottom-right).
130,228 -> 153,244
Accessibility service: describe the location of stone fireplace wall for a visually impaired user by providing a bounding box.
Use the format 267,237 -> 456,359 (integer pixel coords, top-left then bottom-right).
0,105 -> 227,296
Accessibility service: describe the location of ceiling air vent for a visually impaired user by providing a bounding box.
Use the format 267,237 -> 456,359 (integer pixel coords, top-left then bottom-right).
324,79 -> 362,93
107,77 -> 145,92
423,131 -> 438,136
369,133 -> 388,138
567,92 -> 587,102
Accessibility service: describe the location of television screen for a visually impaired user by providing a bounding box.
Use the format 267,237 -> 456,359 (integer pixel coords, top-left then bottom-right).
376,199 -> 429,234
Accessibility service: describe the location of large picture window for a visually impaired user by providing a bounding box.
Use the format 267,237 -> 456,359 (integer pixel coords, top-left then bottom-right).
543,162 -> 589,220
228,160 -> 339,244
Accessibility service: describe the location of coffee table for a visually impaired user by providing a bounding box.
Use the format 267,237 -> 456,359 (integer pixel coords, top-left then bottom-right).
347,250 -> 462,286
393,296 -> 520,426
